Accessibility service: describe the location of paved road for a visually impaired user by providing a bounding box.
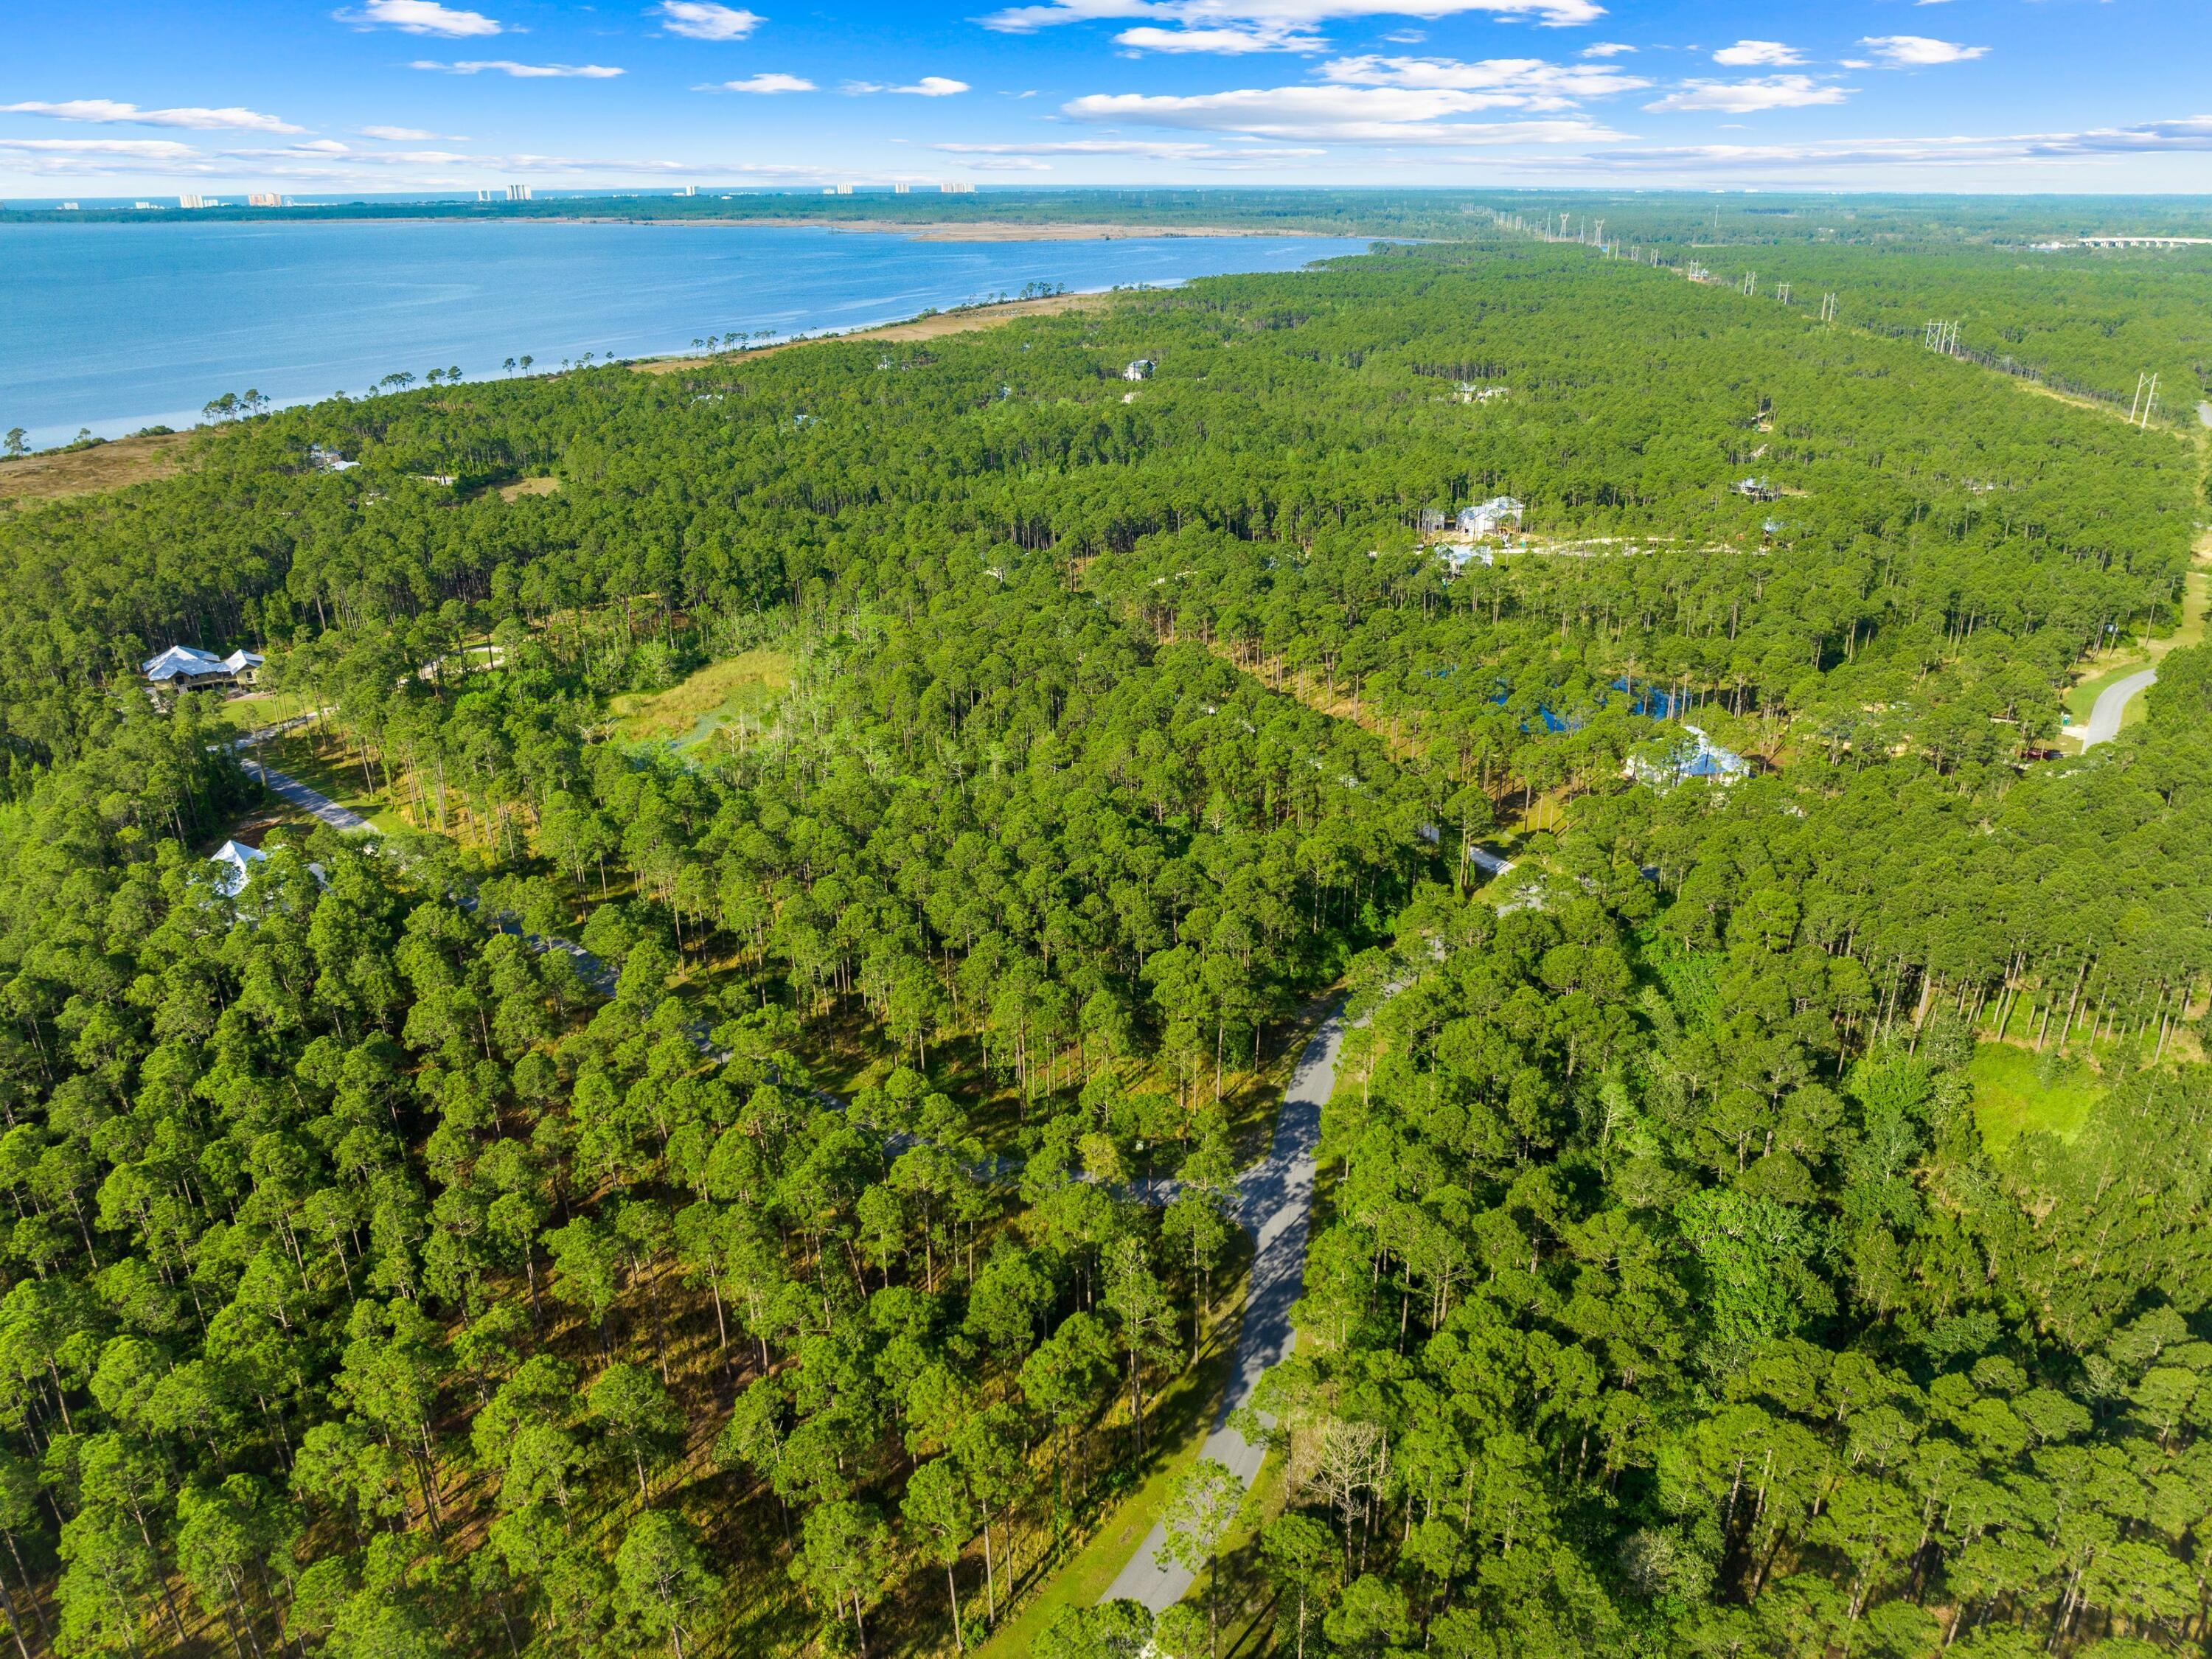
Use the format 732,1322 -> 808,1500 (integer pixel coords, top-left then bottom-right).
239,753 -> 374,832
2077,667 -> 2157,749
1099,1000 -> 1352,1614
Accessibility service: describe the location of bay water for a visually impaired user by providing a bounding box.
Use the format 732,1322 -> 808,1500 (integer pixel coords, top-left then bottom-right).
2,220 -> 1367,448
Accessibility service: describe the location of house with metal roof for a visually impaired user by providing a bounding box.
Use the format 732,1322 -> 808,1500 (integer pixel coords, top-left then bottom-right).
142,644 -> 263,691
209,839 -> 268,897
1626,725 -> 1751,789
1457,496 -> 1525,538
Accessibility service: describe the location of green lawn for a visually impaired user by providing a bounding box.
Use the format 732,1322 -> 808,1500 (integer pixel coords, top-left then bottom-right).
610,647 -> 793,750
1969,1041 -> 2104,1154
2062,567 -> 2211,737
245,727 -> 411,837
973,1262 -> 1246,1659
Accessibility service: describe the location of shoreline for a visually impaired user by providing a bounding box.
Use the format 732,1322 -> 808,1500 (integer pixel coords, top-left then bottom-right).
632,288 -> 1116,373
4,212 -> 1326,246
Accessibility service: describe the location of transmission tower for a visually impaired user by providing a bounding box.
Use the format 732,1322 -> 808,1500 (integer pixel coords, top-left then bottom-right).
1741,271 -> 1757,296
1819,293 -> 1837,323
1776,282 -> 1792,305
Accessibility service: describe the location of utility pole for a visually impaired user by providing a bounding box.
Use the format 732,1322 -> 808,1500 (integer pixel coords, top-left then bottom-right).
1776,282 -> 1791,305
1820,292 -> 1837,323
2129,372 -> 2149,422
2140,372 -> 2159,429
1741,271 -> 1756,297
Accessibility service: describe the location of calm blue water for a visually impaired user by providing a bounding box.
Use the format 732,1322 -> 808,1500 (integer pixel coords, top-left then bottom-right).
3,220 -> 1368,448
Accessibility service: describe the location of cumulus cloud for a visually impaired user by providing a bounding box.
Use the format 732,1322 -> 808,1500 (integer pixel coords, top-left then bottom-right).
335,0 -> 502,37
711,72 -> 815,91
844,77 -> 970,95
1579,41 -> 1632,57
1118,24 -> 1322,52
0,99 -> 305,133
1646,74 -> 1850,113
655,2 -> 764,40
936,137 -> 1324,158
412,60 -> 626,76
1066,83 -> 1621,145
1861,35 -> 1988,66
1711,40 -> 1803,67
1320,54 -> 1647,103
984,0 -> 1607,47
359,124 -> 459,139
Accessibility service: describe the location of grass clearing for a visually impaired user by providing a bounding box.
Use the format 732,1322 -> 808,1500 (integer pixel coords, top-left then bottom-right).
0,430 -> 198,504
496,474 -> 560,501
610,647 -> 793,748
1970,1041 -> 2104,1154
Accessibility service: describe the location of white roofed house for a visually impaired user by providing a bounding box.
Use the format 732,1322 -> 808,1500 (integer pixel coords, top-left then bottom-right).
142,644 -> 265,695
1123,359 -> 1155,382
208,839 -> 268,898
1627,725 -> 1752,790
1456,495 -> 1525,539
142,644 -> 232,690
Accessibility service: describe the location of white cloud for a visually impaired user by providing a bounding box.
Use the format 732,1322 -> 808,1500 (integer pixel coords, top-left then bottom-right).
844,77 -> 970,95
1861,35 -> 1988,66
412,60 -> 627,76
1550,115 -> 2212,174
336,0 -> 502,37
0,136 -> 209,175
712,72 -> 815,92
1579,41 -> 1631,57
1118,23 -> 1321,52
0,100 -> 305,133
937,137 -> 1324,158
359,124 -> 459,139
655,2 -> 765,40
1382,28 -> 1424,42
1320,54 -> 1647,102
1646,74 -> 1850,113
985,0 -> 1606,42
966,156 -> 1054,170
1711,40 -> 1803,68
1066,84 -> 1621,144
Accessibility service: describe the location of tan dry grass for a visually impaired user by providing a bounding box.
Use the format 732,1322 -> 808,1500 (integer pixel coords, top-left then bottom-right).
635,291 -> 1113,375
0,430 -> 196,504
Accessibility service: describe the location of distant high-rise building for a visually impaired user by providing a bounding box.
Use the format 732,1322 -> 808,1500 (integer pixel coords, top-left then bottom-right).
476,188 -> 495,203
893,182 -> 911,195
941,181 -> 975,195
248,192 -> 284,208
675,184 -> 696,197
58,201 -> 79,211
506,183 -> 533,202
178,192 -> 209,209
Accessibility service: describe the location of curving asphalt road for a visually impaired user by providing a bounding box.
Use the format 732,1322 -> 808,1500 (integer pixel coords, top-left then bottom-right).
1099,999 -> 1352,1614
2076,667 -> 2158,750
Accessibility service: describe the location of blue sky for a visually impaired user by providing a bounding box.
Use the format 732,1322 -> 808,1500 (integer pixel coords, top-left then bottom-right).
3,0 -> 2208,195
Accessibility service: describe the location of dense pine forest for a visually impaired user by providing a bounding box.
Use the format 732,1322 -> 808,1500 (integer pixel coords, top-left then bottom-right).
0,231 -> 2207,1659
